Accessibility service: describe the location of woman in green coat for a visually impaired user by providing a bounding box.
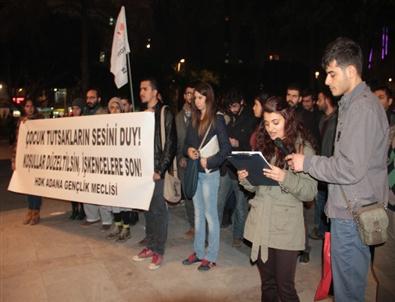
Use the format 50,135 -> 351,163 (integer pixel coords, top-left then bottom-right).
238,96 -> 317,302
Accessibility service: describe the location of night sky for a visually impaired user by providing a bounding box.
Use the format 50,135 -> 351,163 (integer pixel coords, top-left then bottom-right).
0,0 -> 394,104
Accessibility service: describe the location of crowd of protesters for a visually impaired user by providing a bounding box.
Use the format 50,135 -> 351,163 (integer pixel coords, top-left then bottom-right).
10,37 -> 395,301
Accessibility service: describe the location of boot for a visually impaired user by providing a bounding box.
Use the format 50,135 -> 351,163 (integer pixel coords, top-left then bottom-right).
106,223 -> 122,240
23,209 -> 33,225
30,210 -> 40,225
183,228 -> 194,240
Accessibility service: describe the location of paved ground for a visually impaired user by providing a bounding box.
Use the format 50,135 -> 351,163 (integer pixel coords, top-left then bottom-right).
0,139 -> 384,302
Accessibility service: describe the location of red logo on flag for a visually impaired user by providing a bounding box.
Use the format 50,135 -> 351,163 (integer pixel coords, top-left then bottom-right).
117,23 -> 125,36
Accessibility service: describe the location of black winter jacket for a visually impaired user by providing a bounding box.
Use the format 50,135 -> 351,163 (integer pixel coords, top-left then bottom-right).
184,114 -> 231,173
222,107 -> 257,178
153,102 -> 177,178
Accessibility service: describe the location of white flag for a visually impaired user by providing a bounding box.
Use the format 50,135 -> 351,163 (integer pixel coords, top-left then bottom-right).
110,6 -> 131,88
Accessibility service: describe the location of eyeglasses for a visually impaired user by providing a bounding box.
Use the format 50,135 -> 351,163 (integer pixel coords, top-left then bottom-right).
86,96 -> 97,100
184,92 -> 193,96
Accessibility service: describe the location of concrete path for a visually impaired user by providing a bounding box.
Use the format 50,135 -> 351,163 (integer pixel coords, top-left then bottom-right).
0,139 -> 382,302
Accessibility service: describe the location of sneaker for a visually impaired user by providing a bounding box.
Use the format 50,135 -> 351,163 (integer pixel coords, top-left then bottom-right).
183,228 -> 194,240
23,209 -> 33,225
132,248 -> 154,262
182,253 -> 201,265
197,259 -> 216,271
106,224 -> 122,240
299,251 -> 310,264
81,219 -> 100,226
148,253 -> 163,270
232,238 -> 243,248
117,227 -> 131,242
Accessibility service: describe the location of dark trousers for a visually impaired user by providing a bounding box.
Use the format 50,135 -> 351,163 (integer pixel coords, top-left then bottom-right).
257,248 -> 299,302
179,164 -> 194,227
184,199 -> 194,228
145,179 -> 168,255
114,211 -> 131,224
27,195 -> 42,210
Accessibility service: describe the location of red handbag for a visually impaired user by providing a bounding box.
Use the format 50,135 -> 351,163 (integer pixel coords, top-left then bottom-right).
314,232 -> 332,301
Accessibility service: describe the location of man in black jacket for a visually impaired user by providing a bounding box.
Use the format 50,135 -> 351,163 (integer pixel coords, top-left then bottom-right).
309,87 -> 337,240
218,90 -> 257,247
301,89 -> 323,147
132,78 -> 177,270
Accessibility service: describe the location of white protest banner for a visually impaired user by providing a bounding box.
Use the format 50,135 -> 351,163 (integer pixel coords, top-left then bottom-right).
8,112 -> 155,211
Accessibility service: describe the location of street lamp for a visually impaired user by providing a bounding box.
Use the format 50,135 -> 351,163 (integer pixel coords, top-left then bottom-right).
177,58 -> 186,72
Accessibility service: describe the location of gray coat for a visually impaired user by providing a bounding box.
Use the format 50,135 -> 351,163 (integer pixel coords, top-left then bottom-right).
304,82 -> 389,219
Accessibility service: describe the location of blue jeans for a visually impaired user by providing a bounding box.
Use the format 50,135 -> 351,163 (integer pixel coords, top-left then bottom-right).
193,170 -> 220,262
27,195 -> 42,210
331,218 -> 370,302
217,172 -> 248,239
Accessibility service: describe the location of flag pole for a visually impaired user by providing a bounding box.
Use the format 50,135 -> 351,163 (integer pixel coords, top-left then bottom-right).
126,53 -> 135,111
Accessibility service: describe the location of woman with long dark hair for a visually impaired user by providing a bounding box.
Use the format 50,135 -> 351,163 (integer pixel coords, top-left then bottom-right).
182,81 -> 231,271
250,91 -> 269,150
12,98 -> 43,225
238,96 -> 317,301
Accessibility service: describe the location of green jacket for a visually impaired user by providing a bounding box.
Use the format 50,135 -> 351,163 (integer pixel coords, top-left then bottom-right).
241,142 -> 317,263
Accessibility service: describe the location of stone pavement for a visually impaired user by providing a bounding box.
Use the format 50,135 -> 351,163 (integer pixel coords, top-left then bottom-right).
0,139 -> 382,302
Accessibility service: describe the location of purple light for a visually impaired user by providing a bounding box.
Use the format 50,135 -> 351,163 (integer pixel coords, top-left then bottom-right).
368,48 -> 373,69
382,27 -> 385,60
